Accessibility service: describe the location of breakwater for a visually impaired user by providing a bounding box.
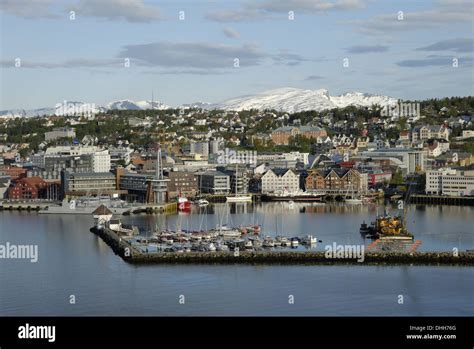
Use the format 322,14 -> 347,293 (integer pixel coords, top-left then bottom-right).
90,227 -> 474,266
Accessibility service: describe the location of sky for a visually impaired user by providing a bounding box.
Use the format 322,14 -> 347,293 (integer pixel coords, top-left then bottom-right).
0,0 -> 473,110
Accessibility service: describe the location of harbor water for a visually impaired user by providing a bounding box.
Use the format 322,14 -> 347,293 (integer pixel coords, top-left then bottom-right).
0,203 -> 473,316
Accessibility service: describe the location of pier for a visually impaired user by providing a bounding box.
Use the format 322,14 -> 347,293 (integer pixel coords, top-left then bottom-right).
90,227 -> 474,266
0,200 -> 56,211
409,194 -> 474,206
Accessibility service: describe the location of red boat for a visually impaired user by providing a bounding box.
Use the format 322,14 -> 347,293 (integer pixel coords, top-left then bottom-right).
178,196 -> 191,212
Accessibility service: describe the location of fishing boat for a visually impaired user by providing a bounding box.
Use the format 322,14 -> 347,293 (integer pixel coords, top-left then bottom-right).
360,208 -> 414,241
178,195 -> 191,211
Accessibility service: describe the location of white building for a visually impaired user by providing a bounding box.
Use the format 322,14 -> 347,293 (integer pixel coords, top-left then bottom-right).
361,149 -> 427,174
45,145 -> 111,172
426,168 -> 474,197
109,146 -> 133,166
92,150 -> 111,172
261,168 -> 300,194
412,125 -> 450,142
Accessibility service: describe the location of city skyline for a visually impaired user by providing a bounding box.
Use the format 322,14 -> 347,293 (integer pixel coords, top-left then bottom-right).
1,0 -> 473,110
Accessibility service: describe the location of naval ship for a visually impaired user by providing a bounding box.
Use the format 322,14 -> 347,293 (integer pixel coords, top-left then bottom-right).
39,196 -> 135,215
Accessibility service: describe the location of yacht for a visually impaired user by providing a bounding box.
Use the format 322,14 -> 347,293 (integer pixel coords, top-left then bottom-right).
302,235 -> 318,245
226,163 -> 252,203
263,236 -> 275,248
197,199 -> 209,207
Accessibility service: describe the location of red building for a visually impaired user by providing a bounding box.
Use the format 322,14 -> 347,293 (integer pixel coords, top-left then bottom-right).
8,177 -> 47,200
0,166 -> 27,180
367,172 -> 392,186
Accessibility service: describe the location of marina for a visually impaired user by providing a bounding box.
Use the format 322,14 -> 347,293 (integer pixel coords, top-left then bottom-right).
86,200 -> 474,265
89,225 -> 474,265
1,202 -> 473,316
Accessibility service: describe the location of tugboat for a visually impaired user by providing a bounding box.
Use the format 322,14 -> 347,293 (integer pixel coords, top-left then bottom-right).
360,208 -> 414,241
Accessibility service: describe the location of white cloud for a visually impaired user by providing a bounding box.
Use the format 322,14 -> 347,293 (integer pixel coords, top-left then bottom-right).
0,0 -> 57,18
349,1 -> 473,36
70,0 -> 162,22
222,27 -> 241,39
206,0 -> 366,22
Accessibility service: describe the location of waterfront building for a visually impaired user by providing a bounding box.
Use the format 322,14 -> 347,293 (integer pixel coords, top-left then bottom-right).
218,166 -> 250,194
118,172 -> 153,202
8,176 -> 48,200
305,168 -> 368,194
261,168 -> 300,194
198,171 -> 230,194
61,171 -> 119,198
167,171 -> 198,198
425,168 -> 474,197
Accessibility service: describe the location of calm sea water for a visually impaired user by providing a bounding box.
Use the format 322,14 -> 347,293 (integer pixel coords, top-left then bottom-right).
0,203 -> 473,316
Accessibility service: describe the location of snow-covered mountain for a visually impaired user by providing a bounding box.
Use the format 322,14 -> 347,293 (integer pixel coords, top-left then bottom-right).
214,88 -> 397,112
107,100 -> 169,111
0,88 -> 397,117
0,100 -> 170,118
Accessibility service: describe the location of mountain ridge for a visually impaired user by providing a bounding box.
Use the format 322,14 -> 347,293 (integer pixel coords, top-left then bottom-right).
0,88 -> 397,117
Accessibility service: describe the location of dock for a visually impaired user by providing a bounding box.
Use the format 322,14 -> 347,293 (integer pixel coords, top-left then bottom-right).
90,227 -> 474,266
410,194 -> 474,206
0,201 -> 56,211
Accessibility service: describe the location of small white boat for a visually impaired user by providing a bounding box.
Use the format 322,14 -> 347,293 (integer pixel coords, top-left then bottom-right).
290,238 -> 299,248
226,195 -> 252,203
345,198 -> 363,204
244,240 -> 253,249
197,199 -> 209,206
263,236 -> 275,248
252,237 -> 262,248
208,243 -> 216,252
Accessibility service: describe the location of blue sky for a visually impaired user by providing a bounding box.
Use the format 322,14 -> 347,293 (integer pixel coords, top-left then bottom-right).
0,0 -> 473,109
